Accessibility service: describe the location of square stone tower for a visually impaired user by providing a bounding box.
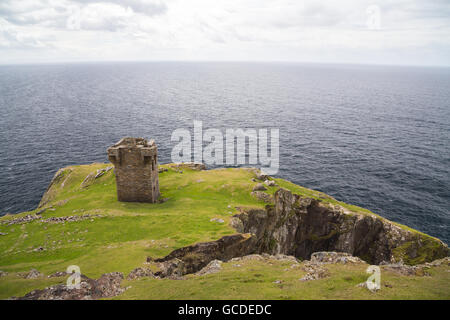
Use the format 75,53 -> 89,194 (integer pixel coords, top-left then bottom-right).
107,137 -> 160,203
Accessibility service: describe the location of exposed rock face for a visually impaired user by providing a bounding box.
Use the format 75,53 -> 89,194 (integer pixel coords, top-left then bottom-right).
236,188 -> 449,265
231,253 -> 299,264
38,168 -> 72,208
127,267 -> 154,280
252,183 -> 267,191
153,234 -> 256,277
14,272 -> 125,300
22,269 -> 43,279
80,172 -> 96,188
255,171 -> 268,181
80,167 -> 113,188
196,260 -> 222,276
310,252 -> 364,264
300,263 -> 330,281
48,271 -> 67,278
250,191 -> 273,203
155,258 -> 186,279
95,166 -> 113,179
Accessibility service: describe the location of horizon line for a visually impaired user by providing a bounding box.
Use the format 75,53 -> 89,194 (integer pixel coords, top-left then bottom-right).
1,59 -> 449,69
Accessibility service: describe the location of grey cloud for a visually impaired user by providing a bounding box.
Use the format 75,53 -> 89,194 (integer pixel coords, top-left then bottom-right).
0,0 -> 167,29
383,0 -> 450,19
0,26 -> 47,49
71,0 -> 167,16
0,1 -> 71,27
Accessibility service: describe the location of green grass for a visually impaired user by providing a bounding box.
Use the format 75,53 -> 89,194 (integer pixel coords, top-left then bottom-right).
114,257 -> 450,300
0,163 -> 448,299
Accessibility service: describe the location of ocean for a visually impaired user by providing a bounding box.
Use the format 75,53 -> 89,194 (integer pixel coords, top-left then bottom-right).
0,62 -> 449,244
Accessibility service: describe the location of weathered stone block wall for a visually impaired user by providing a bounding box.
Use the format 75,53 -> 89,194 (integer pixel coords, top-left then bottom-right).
107,137 -> 159,203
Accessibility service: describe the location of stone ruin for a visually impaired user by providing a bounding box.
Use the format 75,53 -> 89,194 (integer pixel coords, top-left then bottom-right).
107,137 -> 160,203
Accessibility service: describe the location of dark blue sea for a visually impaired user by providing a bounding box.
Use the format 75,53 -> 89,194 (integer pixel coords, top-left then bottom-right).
0,62 -> 449,244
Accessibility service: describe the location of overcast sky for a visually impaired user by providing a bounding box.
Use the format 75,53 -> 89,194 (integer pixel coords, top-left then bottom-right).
0,0 -> 449,66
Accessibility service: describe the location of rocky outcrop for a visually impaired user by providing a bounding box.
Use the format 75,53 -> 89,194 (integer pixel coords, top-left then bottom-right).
236,188 -> 449,265
300,252 -> 364,282
95,166 -> 113,179
80,167 -> 114,188
41,214 -> 103,224
196,260 -> 222,276
14,272 -> 125,300
1,214 -> 39,225
310,252 -> 365,264
38,168 -> 72,208
264,180 -> 277,187
250,191 -> 273,203
152,234 -> 256,277
48,271 -> 67,278
21,269 -> 43,279
255,171 -> 268,181
113,187 -> 449,283
146,189 -> 448,280
252,183 -> 267,192
300,263 -> 330,281
230,253 -> 299,264
127,267 -> 154,280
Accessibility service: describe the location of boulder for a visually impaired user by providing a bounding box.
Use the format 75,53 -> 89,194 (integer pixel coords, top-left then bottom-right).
24,269 -> 43,279
255,171 -> 268,181
252,183 -> 267,191
196,260 -> 222,276
264,180 -> 277,187
250,191 -> 273,203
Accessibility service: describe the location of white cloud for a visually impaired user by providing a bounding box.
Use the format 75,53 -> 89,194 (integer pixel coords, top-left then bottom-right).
0,0 -> 449,65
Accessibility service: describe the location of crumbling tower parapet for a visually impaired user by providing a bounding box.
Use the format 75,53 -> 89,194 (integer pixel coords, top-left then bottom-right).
107,137 -> 159,203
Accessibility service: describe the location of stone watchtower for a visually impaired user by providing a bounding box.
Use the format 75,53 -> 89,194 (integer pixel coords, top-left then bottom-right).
107,137 -> 160,203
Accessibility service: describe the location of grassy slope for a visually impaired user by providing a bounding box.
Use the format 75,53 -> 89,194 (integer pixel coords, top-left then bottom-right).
0,163 -> 448,300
